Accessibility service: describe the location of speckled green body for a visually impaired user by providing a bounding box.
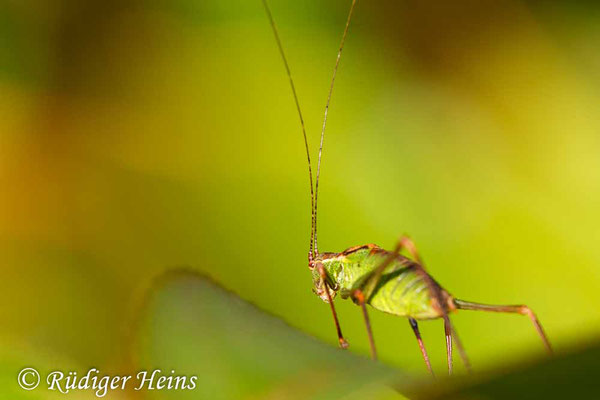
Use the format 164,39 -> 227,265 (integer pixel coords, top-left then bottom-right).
313,244 -> 451,320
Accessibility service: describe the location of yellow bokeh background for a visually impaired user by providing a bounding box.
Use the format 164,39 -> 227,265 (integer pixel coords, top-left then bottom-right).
2,0 -> 600,396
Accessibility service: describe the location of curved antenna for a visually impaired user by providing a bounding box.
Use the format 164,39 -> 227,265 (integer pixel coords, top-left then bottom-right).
314,0 -> 357,255
262,0 -> 316,256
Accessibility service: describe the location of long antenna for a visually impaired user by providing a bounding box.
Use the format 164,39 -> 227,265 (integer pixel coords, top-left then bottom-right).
262,0 -> 316,256
313,0 -> 357,255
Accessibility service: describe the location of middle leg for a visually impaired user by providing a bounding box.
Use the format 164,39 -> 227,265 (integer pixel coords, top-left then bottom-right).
409,318 -> 434,376
352,289 -> 377,360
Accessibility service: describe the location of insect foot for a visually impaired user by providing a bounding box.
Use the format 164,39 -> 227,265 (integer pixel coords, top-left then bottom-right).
518,305 -> 553,354
339,338 -> 349,349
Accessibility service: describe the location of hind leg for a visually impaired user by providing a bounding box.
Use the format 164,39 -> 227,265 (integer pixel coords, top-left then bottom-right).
453,299 -> 552,354
357,235 -> 423,301
397,235 -> 423,264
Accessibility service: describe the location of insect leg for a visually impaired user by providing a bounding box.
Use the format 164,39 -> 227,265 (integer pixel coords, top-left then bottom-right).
396,235 -> 423,264
444,316 -> 453,375
318,264 -> 349,349
453,299 -> 552,354
358,236 -> 410,300
347,238 -> 411,359
450,324 -> 472,373
360,235 -> 424,300
396,236 -> 470,374
352,289 -> 377,360
408,318 -> 434,376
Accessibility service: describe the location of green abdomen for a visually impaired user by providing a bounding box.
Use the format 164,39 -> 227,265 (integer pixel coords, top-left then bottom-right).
322,246 -> 442,320
367,267 -> 440,319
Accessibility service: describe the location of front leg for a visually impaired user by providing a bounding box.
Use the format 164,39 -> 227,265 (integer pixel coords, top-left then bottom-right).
317,263 -> 348,349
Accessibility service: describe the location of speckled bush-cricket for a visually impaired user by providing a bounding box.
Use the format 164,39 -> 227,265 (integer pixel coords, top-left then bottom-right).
262,0 -> 552,375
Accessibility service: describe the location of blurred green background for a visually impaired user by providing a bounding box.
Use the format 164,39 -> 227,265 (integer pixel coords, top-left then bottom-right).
2,0 -> 600,397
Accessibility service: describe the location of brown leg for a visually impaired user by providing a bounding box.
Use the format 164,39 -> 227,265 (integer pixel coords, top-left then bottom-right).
397,235 -> 423,264
444,316 -> 453,375
318,264 -> 348,349
346,237 -> 412,361
454,299 -> 552,354
398,237 -> 473,373
346,237 -> 419,361
359,235 -> 420,301
409,318 -> 434,377
353,289 -> 377,360
400,236 -> 471,372
354,235 -> 468,370
450,324 -> 472,373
